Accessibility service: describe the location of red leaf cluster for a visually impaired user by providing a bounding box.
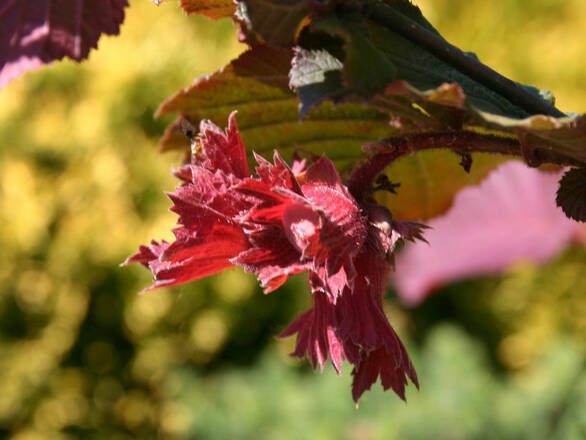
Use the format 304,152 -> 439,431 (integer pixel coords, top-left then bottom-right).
125,113 -> 425,403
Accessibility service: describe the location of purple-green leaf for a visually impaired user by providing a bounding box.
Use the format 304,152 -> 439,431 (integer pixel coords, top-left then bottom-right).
0,0 -> 127,89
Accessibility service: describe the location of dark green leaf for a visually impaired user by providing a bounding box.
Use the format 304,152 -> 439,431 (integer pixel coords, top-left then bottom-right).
312,14 -> 398,94
380,0 -> 441,35
307,6 -> 535,118
238,0 -> 309,46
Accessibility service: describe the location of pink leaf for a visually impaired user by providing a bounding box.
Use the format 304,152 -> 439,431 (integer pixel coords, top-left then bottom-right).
393,161 -> 582,306
0,0 -> 127,89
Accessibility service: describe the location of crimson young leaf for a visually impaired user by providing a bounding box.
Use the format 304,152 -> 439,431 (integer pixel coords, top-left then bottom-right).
126,114 -> 425,403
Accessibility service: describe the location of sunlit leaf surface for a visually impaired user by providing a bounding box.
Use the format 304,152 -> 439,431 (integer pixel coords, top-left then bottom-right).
179,0 -> 236,19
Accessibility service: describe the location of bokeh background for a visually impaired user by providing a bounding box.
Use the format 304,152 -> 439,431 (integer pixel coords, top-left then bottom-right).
0,0 -> 585,439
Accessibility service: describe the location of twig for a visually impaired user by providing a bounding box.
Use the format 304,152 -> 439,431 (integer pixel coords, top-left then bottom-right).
347,131 -> 522,198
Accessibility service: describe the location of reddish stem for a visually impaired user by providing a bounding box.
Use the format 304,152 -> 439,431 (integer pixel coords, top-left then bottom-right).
347,131 -> 522,199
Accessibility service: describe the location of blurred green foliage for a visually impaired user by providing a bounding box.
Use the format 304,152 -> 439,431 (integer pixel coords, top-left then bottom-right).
0,1 -> 584,439
166,325 -> 586,440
